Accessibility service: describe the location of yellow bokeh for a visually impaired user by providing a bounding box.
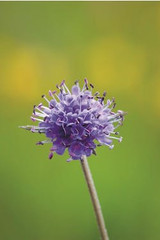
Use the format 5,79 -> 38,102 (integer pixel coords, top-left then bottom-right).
87,36 -> 147,94
1,42 -> 70,103
3,45 -> 40,102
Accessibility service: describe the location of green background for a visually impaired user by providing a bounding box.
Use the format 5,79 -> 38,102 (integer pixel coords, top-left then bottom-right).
0,2 -> 160,240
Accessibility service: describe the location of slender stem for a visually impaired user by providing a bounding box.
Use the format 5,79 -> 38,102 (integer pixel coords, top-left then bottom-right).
80,155 -> 109,240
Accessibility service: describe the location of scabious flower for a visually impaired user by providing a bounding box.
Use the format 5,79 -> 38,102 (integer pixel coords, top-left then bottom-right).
21,79 -> 125,161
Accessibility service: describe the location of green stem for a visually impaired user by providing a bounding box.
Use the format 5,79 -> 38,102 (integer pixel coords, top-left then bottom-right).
80,155 -> 109,240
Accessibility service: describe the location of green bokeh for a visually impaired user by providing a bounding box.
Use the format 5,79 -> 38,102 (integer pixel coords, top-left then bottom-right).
0,2 -> 160,240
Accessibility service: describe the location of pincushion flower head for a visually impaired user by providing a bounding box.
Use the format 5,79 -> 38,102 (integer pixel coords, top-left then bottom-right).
21,79 -> 126,240
21,79 -> 125,161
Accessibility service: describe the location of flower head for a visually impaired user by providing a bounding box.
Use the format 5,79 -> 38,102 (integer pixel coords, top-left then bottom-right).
21,79 -> 125,161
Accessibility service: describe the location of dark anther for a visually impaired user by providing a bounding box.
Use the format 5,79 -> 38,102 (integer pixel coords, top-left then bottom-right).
84,78 -> 88,84
113,103 -> 116,108
60,80 -> 65,87
100,97 -> 104,104
90,83 -> 94,88
103,91 -> 107,97
75,80 -> 79,85
33,105 -> 36,114
41,94 -> 45,98
84,78 -> 89,90
115,132 -> 119,135
104,132 -> 109,135
97,114 -> 101,119
92,149 -> 97,155
94,92 -> 99,96
36,141 -> 44,145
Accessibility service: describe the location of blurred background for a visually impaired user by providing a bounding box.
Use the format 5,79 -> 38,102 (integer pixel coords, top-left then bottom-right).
0,2 -> 160,240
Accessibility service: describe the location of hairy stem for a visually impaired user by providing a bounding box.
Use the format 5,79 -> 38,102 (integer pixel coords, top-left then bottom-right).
80,155 -> 109,240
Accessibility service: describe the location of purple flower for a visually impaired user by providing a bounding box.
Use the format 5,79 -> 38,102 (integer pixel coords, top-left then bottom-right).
21,79 -> 125,161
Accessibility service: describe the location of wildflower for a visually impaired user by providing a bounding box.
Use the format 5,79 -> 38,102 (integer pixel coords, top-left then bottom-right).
20,79 -> 125,160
